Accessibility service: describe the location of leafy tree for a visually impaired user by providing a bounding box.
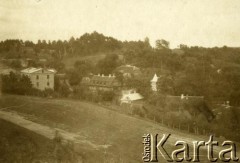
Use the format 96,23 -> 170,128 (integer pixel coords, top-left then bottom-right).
67,69 -> 82,86
155,39 -> 169,49
97,53 -> 121,74
10,60 -> 22,69
2,72 -> 32,95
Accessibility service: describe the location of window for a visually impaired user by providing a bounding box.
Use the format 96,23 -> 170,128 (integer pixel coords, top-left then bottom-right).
36,82 -> 39,87
47,82 -> 50,86
36,75 -> 39,80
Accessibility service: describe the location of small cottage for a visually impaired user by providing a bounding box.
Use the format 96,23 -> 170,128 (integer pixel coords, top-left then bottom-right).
120,89 -> 144,105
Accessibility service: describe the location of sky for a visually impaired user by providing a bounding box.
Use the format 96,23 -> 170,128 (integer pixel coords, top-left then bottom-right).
0,0 -> 240,48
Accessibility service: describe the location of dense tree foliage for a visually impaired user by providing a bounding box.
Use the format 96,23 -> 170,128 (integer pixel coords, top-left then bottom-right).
96,53 -> 122,75
1,32 -> 240,106
2,72 -> 32,95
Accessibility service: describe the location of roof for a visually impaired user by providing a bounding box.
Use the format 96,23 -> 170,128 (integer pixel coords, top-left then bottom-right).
88,74 -> 120,87
115,65 -> 141,75
21,67 -> 56,74
151,73 -> 159,82
121,93 -> 144,101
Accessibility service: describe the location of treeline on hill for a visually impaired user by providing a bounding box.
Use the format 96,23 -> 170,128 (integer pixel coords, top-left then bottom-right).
0,32 -> 240,105
0,31 -> 122,59
1,32 -> 240,105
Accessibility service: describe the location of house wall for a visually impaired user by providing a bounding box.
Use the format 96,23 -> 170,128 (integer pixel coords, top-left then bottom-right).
22,70 -> 54,91
89,86 -> 113,92
151,81 -> 157,91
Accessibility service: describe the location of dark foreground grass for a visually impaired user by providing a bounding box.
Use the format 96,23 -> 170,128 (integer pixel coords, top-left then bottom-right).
0,119 -> 57,162
0,95 -> 215,163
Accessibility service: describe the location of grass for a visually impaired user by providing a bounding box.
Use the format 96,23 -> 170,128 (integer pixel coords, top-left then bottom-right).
0,119 -> 56,162
0,95 -> 220,162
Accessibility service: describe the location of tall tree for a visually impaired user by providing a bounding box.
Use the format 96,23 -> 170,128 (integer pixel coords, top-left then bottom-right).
155,39 -> 169,49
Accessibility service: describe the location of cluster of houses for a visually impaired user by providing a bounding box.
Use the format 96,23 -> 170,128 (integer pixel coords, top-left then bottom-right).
16,64 -> 160,106
81,65 -> 149,105
0,62 -> 220,124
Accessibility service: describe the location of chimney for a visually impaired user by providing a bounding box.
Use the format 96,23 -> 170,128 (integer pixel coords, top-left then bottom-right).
186,94 -> 189,100
98,74 -> 100,76
102,74 -> 104,77
109,74 -> 111,77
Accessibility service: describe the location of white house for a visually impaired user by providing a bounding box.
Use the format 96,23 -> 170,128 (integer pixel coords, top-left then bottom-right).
151,73 -> 159,92
21,67 -> 56,90
120,89 -> 144,105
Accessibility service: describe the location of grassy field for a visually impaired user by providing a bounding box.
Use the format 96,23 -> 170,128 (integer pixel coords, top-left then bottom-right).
0,95 -> 229,162
0,119 -> 59,162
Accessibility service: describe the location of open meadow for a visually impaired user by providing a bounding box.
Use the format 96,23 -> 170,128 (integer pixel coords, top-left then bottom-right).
0,95 -> 235,162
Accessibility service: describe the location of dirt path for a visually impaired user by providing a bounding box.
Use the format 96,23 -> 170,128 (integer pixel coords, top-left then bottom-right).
0,110 -> 110,151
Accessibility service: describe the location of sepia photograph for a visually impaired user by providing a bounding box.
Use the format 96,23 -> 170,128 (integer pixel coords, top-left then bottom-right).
0,0 -> 240,162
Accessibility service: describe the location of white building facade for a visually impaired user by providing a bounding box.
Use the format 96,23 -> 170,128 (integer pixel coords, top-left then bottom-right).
120,89 -> 144,105
21,67 -> 56,90
151,73 -> 159,92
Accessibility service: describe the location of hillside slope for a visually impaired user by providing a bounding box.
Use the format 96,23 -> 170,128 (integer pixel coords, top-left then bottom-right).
0,95 -> 237,162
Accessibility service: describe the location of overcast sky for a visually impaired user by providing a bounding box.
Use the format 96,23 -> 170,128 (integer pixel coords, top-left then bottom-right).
1,0 -> 240,48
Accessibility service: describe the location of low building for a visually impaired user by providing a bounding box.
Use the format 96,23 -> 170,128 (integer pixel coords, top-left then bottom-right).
114,65 -> 142,78
120,89 -> 144,105
84,74 -> 121,92
21,67 -> 56,90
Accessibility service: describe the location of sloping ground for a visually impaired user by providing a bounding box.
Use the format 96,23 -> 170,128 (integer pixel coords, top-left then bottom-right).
0,95 -> 238,162
0,119 -> 60,162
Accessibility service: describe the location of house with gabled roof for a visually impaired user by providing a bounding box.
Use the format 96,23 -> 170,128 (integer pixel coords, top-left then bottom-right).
120,89 -> 144,105
84,74 -> 121,92
21,67 -> 56,90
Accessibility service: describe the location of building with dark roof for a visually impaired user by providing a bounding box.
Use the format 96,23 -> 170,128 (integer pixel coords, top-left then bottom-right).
82,74 -> 121,92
